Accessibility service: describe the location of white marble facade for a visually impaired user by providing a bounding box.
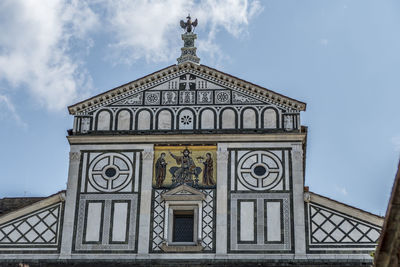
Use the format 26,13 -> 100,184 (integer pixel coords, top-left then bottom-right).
0,63 -> 383,265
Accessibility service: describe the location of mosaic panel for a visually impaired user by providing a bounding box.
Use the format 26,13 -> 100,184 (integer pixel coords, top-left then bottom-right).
162,91 -> 178,105
113,93 -> 143,105
197,91 -> 213,104
153,146 -> 217,189
232,92 -> 261,104
179,91 -> 196,104
215,90 -> 231,104
145,92 -> 160,105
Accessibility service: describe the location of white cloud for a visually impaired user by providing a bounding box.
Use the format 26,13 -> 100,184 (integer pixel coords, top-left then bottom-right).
0,0 -> 98,111
0,94 -> 27,128
102,0 -> 263,65
0,0 -> 261,111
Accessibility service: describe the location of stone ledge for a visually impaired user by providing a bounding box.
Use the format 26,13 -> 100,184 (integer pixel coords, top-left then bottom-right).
161,243 -> 204,252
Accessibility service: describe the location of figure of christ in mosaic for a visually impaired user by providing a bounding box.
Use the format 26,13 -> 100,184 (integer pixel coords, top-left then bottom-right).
197,153 -> 215,186
169,149 -> 202,187
155,153 -> 167,187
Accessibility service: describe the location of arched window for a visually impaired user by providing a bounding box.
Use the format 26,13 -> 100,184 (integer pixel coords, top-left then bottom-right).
220,108 -> 237,129
116,110 -> 132,130
178,109 -> 195,130
96,110 -> 112,131
200,109 -> 215,130
136,109 -> 152,130
263,108 -> 278,129
242,108 -> 257,129
157,110 -> 173,130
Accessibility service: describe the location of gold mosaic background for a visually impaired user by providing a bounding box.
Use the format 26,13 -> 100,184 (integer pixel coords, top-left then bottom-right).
152,145 -> 217,188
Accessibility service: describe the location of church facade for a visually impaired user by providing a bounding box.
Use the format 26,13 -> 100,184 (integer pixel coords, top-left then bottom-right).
0,21 -> 383,266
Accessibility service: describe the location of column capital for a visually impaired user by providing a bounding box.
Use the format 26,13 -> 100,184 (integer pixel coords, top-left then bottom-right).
142,150 -> 154,161
217,150 -> 229,161
69,152 -> 81,162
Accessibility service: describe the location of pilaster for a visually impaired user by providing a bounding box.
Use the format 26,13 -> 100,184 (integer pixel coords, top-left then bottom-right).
137,146 -> 154,254
291,143 -> 306,256
216,144 -> 229,254
59,150 -> 81,258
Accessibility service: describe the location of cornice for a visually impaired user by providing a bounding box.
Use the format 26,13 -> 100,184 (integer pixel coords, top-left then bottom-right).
308,191 -> 384,227
67,133 -> 306,145
68,62 -> 306,115
0,192 -> 65,225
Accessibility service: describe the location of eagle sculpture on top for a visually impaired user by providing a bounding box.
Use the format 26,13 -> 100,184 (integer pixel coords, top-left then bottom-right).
180,14 -> 198,33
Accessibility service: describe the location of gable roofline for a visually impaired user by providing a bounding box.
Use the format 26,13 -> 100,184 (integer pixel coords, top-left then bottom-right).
68,62 -> 306,115
161,184 -> 206,201
307,191 -> 384,226
0,191 -> 65,225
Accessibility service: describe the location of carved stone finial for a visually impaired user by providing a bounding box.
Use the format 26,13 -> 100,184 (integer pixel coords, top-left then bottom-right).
177,15 -> 200,64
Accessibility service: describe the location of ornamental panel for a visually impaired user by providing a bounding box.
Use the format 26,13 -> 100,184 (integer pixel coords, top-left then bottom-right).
236,151 -> 284,191
150,189 -> 215,252
0,203 -> 62,251
307,203 -> 381,251
229,193 -> 292,252
88,152 -> 134,193
153,146 -> 217,189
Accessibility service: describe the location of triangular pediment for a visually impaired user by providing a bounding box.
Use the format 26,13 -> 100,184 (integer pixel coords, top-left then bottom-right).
68,62 -> 306,115
161,184 -> 205,201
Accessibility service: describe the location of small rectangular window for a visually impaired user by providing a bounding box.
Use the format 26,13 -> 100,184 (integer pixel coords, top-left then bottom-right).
172,210 -> 194,242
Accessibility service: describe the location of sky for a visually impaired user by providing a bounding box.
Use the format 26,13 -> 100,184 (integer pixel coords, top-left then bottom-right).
0,0 -> 399,216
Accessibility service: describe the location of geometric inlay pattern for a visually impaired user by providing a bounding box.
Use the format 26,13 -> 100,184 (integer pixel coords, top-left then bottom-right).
237,151 -> 283,191
88,152 -> 133,193
74,193 -> 138,252
201,189 -> 214,251
309,203 -> 381,245
151,189 -> 215,251
152,189 -> 167,251
229,192 -> 291,251
0,203 -> 61,245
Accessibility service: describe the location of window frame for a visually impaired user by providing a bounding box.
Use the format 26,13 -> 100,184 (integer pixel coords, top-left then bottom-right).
164,202 -> 201,246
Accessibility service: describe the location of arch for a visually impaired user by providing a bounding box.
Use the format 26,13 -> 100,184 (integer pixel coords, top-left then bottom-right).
219,108 -> 237,129
241,107 -> 258,129
156,109 -> 174,130
95,109 -> 113,131
135,109 -> 153,130
115,109 -> 133,131
177,108 -> 196,130
199,108 -> 216,130
262,107 -> 279,129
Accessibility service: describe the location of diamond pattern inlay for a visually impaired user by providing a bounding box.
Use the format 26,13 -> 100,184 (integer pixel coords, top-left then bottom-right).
151,189 -> 166,251
0,204 -> 61,245
151,189 -> 215,251
201,189 -> 214,251
309,204 -> 381,244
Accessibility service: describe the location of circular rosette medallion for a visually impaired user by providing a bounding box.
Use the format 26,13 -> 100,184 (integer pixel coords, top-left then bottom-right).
88,153 -> 133,192
237,151 -> 283,190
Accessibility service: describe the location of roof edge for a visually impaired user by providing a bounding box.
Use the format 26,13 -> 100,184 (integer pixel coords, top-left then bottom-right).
68,62 -> 306,115
307,191 -> 384,226
0,191 -> 65,225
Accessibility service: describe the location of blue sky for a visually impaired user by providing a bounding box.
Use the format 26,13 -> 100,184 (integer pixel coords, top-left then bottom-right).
0,0 -> 399,216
